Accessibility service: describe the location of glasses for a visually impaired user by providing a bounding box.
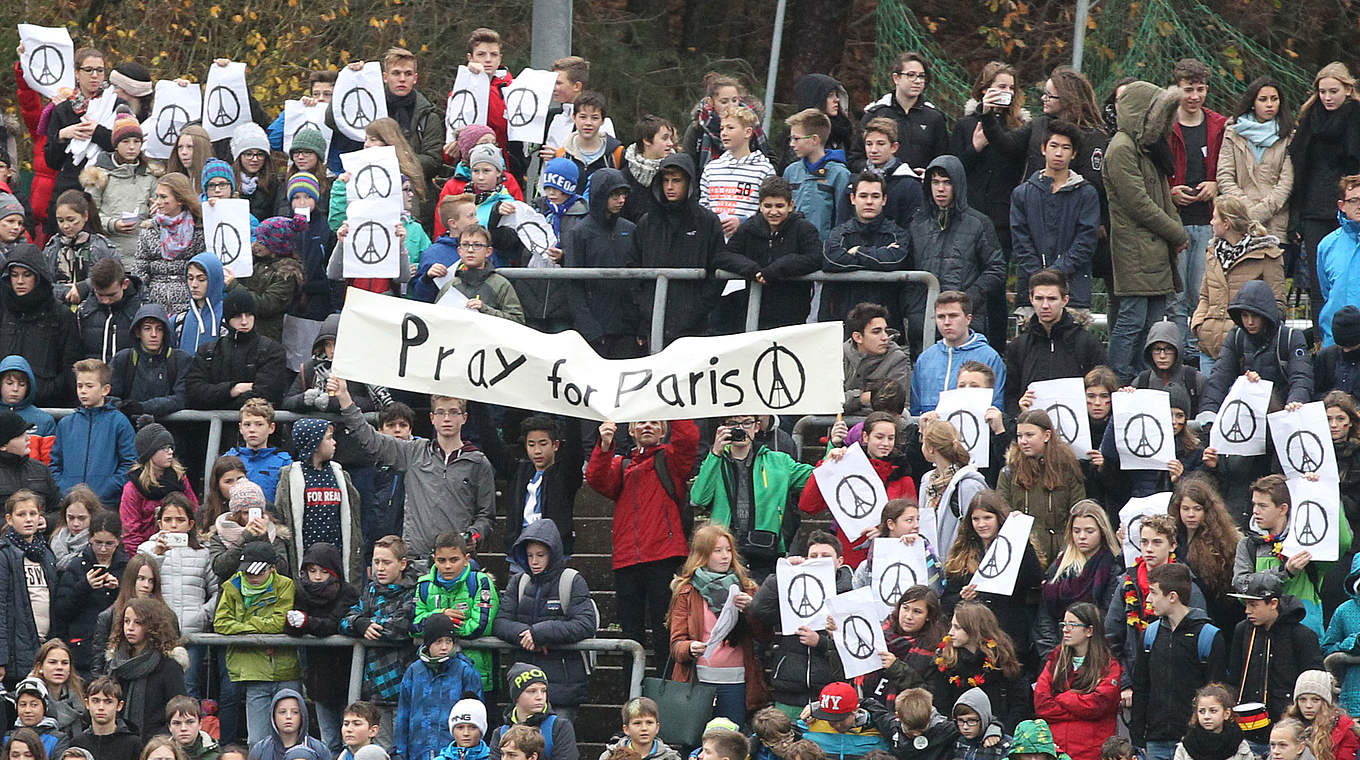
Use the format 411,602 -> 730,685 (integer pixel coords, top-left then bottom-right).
206,180 -> 232,190
1150,345 -> 1177,354
1041,92 -> 1061,101
91,539 -> 119,549
78,66 -> 106,75
955,717 -> 981,727
431,409 -> 465,418
242,151 -> 268,160
1343,196 -> 1360,207
1057,621 -> 1090,629
730,420 -> 759,429
895,72 -> 927,80
459,242 -> 490,251
788,134 -> 815,143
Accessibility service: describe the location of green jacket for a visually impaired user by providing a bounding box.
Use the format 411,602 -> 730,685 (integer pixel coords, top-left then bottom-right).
691,446 -> 813,550
1105,81 -> 1190,297
231,250 -> 302,343
995,465 -> 1086,567
213,570 -> 302,682
183,730 -> 220,760
436,265 -> 525,324
413,565 -> 500,689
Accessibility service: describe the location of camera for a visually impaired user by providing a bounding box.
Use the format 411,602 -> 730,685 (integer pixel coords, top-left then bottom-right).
730,428 -> 748,442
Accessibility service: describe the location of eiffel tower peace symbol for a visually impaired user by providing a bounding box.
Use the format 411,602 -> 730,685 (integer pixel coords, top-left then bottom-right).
1219,399 -> 1258,443
977,536 -> 1013,579
351,221 -> 391,265
786,573 -> 825,619
752,343 -> 805,409
28,45 -> 65,87
205,86 -> 241,129
840,615 -> 877,659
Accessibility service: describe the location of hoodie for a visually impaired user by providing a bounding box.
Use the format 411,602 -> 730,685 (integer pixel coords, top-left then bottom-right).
1227,593 -> 1324,744
287,542 -> 359,708
1010,168 -> 1101,309
597,737 -> 682,760
561,168 -> 640,343
0,244 -> 82,406
1322,554 -> 1360,714
246,688 -> 330,760
1201,279 -> 1313,414
910,331 -> 1007,415
951,688 -> 1010,760
1132,320 -> 1207,415
790,74 -> 854,159
171,252 -> 225,353
275,417 -> 363,583
0,355 -> 56,460
782,145 -> 850,240
109,303 -> 193,417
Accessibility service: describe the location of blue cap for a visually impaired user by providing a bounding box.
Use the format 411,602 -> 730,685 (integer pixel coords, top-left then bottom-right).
543,158 -> 580,196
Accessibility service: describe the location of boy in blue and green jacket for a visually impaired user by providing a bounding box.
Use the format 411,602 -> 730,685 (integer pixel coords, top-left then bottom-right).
413,531 -> 500,692
340,535 -> 418,734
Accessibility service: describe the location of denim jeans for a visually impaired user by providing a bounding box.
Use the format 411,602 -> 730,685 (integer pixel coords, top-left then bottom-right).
1110,295 -> 1170,382
1199,353 -> 1216,378
184,644 -> 207,698
1146,740 -> 1177,760
707,681 -> 747,728
217,654 -> 244,745
243,680 -> 304,746
1169,224 -> 1212,361
314,701 -> 344,754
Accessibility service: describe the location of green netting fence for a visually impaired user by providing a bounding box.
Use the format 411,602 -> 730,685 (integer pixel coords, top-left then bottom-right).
873,0 -> 974,118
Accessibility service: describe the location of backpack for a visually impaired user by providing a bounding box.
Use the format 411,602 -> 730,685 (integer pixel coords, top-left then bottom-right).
1141,618 -> 1219,663
621,448 -> 693,538
1233,323 -> 1297,382
515,567 -> 600,673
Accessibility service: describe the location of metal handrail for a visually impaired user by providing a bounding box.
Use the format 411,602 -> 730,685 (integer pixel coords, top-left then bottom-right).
183,633 -> 646,704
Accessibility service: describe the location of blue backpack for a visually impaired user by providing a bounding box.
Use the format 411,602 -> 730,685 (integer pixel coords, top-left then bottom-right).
1141,619 -> 1219,663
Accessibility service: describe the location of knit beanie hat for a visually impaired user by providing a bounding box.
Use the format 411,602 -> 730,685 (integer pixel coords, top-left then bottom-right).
1167,384 -> 1192,416
228,479 -> 267,513
422,611 -> 458,646
201,158 -> 236,195
0,411 -> 28,447
111,116 -> 143,147
1334,305 -> 1360,348
353,746 -> 389,760
289,128 -> 327,159
134,422 -> 174,463
0,193 -> 25,221
286,172 -> 322,204
110,63 -> 153,98
223,288 -> 257,321
506,663 -> 549,705
254,216 -> 304,258
455,125 -> 495,163
291,418 -> 331,461
467,143 -> 504,172
448,699 -> 488,737
230,123 -> 270,160
1294,670 -> 1334,705
14,677 -> 50,706
542,158 -> 580,197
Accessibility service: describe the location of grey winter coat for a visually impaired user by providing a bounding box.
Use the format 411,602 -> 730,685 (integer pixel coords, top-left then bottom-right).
843,338 -> 912,415
80,156 -> 160,261
1009,169 -> 1101,308
137,534 -> 219,635
40,233 -> 119,304
1201,279 -> 1313,414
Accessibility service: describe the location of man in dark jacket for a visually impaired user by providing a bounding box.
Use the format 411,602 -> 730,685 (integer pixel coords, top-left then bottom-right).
907,155 -> 1006,348
76,258 -> 144,363
109,304 -> 192,418
329,51 -> 444,183
849,53 -> 948,173
0,245 -> 82,407
1199,279 -> 1313,417
184,289 -> 290,410
504,416 -> 583,556
1004,268 -> 1107,414
1314,305 -> 1360,399
861,118 -> 925,229
715,177 -> 820,330
634,153 -> 723,348
821,171 -> 913,329
561,168 -> 641,358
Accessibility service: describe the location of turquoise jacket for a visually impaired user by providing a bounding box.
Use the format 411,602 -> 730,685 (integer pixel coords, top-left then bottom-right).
1318,211 -> 1360,347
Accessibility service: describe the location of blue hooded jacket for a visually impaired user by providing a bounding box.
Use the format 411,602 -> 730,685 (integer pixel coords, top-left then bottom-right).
436,742 -> 490,760
412,235 -> 461,303
910,331 -> 1007,415
225,443 -> 293,503
0,355 -> 55,437
50,401 -> 137,506
394,646 -> 484,760
247,688 -> 330,760
1318,210 -> 1360,347
172,252 -> 225,353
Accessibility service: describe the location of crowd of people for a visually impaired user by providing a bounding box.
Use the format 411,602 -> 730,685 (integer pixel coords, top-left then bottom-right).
2,18 -> 1360,760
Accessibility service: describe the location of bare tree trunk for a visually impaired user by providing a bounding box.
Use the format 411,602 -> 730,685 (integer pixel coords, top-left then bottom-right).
778,0 -> 850,100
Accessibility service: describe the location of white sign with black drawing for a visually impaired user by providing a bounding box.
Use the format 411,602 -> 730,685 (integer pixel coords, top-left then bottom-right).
1269,402 -> 1339,483
334,62 -> 387,142
776,557 -> 837,633
504,68 -> 558,143
142,81 -> 202,161
1028,377 -> 1092,459
283,99 -> 333,156
870,537 -> 929,619
445,66 -> 491,142
1282,476 -> 1342,562
1113,389 -> 1175,470
1210,376 -> 1273,456
499,201 -> 558,267
827,586 -> 889,679
18,25 -> 74,100
342,145 -> 402,215
935,387 -> 994,468
202,61 -> 251,141
343,212 -> 400,279
813,444 -> 888,542
1117,492 -> 1172,567
203,199 -> 253,278
968,512 -> 1035,596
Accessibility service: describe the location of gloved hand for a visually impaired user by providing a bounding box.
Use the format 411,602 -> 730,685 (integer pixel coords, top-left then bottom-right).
119,399 -> 144,417
286,610 -> 307,628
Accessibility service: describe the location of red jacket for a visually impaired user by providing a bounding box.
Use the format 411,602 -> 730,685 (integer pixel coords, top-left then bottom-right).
587,419 -> 698,570
798,453 -> 916,568
1332,711 -> 1358,760
1168,108 -> 1227,190
1033,652 -> 1122,760
14,62 -> 56,237
487,69 -> 513,149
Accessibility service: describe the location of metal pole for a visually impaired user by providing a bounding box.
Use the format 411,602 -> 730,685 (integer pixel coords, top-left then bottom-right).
348,642 -> 365,703
1072,0 -> 1090,71
744,281 -> 764,333
204,417 -> 222,489
531,0 -> 574,69
761,0 -> 789,134
650,276 -> 669,354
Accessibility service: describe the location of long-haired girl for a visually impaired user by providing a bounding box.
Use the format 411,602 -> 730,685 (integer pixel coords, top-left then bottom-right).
932,600 -> 1028,731
1034,602 -> 1122,760
943,490 -> 1044,655
997,408 -> 1086,566
1034,500 -> 1122,660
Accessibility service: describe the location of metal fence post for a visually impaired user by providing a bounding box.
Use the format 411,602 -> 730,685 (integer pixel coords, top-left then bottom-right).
349,641 -> 366,704
650,276 -> 668,355
204,415 -> 222,489
743,280 -> 764,333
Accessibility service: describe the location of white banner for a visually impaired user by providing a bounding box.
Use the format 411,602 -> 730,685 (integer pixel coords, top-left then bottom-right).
1028,377 -> 1092,459
1270,401 -> 1339,482
776,557 -> 837,633
935,387 -> 993,468
499,201 -> 558,264
203,199 -> 253,278
814,444 -> 888,541
333,288 -> 845,420
1282,477 -> 1342,562
968,512 -> 1034,596
202,61 -> 251,141
870,538 -> 929,618
1117,492 -> 1172,567
18,25 -> 74,100
445,66 -> 491,142
68,88 -> 119,165
282,99 -> 333,156
504,68 -> 558,143
1112,389 -> 1175,470
342,145 -> 402,215
827,587 -> 888,679
143,81 -> 202,161
334,62 -> 387,142
1210,376 -> 1273,456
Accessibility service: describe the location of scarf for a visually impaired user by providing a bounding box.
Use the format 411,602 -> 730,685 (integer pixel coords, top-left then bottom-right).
1291,99 -> 1360,166
4,526 -> 50,563
696,103 -> 724,162
299,573 -> 339,606
239,173 -> 258,196
154,211 -> 196,260
1233,115 -> 1280,162
1181,721 -> 1246,760
52,526 -> 90,559
623,143 -> 663,188
935,637 -> 1002,689
1213,232 -> 1281,271
691,567 -> 737,615
387,90 -> 417,131
239,574 -> 273,606
132,466 -> 185,501
926,465 -> 959,510
1123,557 -> 1167,631
474,182 -> 506,208
1043,550 -> 1119,618
109,645 -> 164,737
214,513 -> 277,547
69,89 -> 90,116
544,198 -> 578,239
56,231 -> 92,287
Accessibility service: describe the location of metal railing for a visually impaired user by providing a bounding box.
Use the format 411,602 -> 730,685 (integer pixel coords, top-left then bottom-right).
184,633 -> 646,703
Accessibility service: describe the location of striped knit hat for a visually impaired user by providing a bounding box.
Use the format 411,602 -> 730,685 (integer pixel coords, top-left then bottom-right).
111,116 -> 143,146
201,158 -> 236,195
254,215 -> 304,257
286,172 -> 322,203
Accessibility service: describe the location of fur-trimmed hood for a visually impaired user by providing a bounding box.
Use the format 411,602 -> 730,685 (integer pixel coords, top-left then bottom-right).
963,98 -> 1034,123
1116,82 -> 1183,147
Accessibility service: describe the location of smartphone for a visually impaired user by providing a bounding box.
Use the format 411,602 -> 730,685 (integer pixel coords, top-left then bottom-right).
92,564 -> 109,576
248,507 -> 263,523
164,532 -> 189,548
994,91 -> 1014,106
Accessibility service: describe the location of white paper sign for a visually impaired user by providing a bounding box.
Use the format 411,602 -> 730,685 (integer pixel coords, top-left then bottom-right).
499,201 -> 558,262
142,81 -> 202,161
436,282 -> 468,309
283,99 -> 333,156
776,557 -> 837,633
1211,376 -> 1274,456
814,444 -> 889,540
1270,402 -> 1339,483
870,538 -> 929,618
202,62 -> 251,141
504,68 -> 558,143
702,584 -> 741,650
18,25 -> 74,99
342,209 -> 400,278
1117,493 -> 1173,567
1282,477 -> 1342,562
1028,377 -> 1092,459
445,66 -> 491,142
203,198 -> 253,278
827,586 -> 889,679
68,88 -> 118,164
546,106 -> 617,149
333,289 -> 845,421
342,145 -> 402,215
968,512 -> 1035,596
334,62 -> 387,142
1112,389 -> 1176,470
935,387 -> 993,468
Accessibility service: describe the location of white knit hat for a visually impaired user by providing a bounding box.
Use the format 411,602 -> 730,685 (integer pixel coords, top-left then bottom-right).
1294,669 -> 1335,705
448,698 -> 488,737
230,123 -> 270,160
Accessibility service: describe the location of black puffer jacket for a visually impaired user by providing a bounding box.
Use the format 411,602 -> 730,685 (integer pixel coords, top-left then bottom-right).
1201,279 -> 1313,413
715,210 -> 820,329
52,544 -> 128,673
820,213 -> 912,326
109,304 -> 193,417
562,168 -> 640,344
1003,310 -> 1109,414
76,276 -> 145,363
184,327 -> 290,409
286,542 -> 359,708
1130,607 -> 1227,746
751,564 -> 853,706
0,449 -> 58,514
0,245 -> 82,406
851,93 -> 949,172
1227,592 -> 1323,743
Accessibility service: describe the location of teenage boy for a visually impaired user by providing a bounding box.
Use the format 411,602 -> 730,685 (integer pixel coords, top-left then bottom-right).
715,176 -> 820,330
621,115 -> 678,223
1235,474 -> 1350,636
75,258 -> 144,363
505,416 -> 583,556
339,702 -> 382,760
371,404 -> 415,550
394,615 -> 483,760
435,224 -> 526,324
495,726 -> 545,760
562,169 -> 641,358
246,689 -> 330,760
413,194 -> 479,304
700,106 -> 775,239
1131,562 -> 1227,760
1227,573 -> 1324,754
167,695 -> 222,760
266,69 -> 336,151
67,677 -> 142,760
332,379 -> 495,558
185,289 -> 291,409
1009,119 -> 1100,317
487,665 -> 578,760
1005,269 -> 1107,415
783,109 -> 849,240
1315,306 -> 1360,397
172,252 -> 226,354
332,50 -> 442,179
692,413 -> 814,580
553,92 -> 624,186
0,356 -> 56,464
274,419 -> 364,583
822,172 -> 912,328
0,245 -> 82,406
511,55 -> 591,183
50,359 -> 136,507
1199,279 -> 1314,416
1166,58 -> 1226,364
1318,177 -> 1360,349
842,303 -> 911,416
911,291 -> 1006,415
852,52 -> 948,172
697,730 -> 750,760
226,399 -> 293,503
412,531 -> 499,692
461,29 -> 514,149
1132,322 -> 1207,416
860,117 -> 923,227
339,535 -> 418,744
799,681 -> 888,759
437,699 -> 490,760
599,697 -> 682,760
109,305 -> 193,418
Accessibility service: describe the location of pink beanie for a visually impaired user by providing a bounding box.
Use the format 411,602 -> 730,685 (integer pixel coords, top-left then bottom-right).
455,125 -> 496,164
